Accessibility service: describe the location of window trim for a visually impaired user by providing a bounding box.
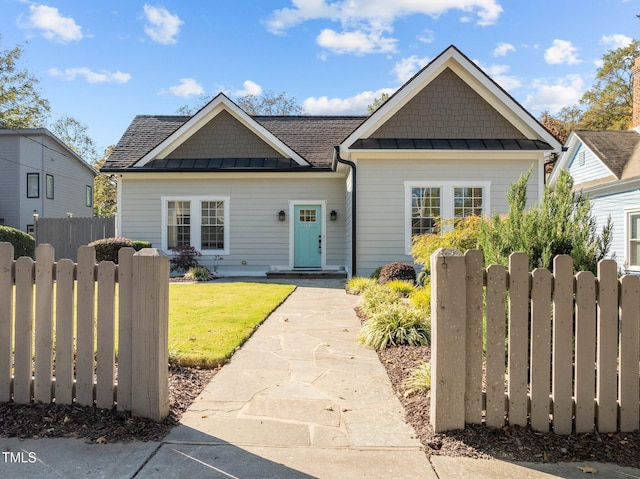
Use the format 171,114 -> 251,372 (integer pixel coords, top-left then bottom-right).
27,173 -> 39,198
46,174 -> 54,199
161,196 -> 230,255
404,181 -> 490,254
86,185 -> 93,207
625,207 -> 640,271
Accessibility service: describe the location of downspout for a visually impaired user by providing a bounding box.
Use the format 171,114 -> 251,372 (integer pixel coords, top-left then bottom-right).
335,147 -> 357,276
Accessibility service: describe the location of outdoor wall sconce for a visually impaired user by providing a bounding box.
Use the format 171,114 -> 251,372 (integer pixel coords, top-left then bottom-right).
330,210 -> 337,221
278,210 -> 286,221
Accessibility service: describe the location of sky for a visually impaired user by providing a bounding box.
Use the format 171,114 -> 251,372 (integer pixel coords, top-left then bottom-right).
2,0 -> 640,156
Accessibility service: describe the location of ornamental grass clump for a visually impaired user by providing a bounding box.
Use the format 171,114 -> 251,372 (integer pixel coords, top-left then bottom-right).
345,276 -> 377,295
357,303 -> 430,350
184,266 -> 213,282
384,279 -> 416,297
359,283 -> 401,317
404,361 -> 431,391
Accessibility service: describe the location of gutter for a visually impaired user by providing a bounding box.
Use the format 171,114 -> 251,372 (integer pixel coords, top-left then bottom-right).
335,147 -> 357,276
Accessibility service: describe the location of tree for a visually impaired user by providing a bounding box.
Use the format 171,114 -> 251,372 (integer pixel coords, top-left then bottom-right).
367,92 -> 390,114
0,38 -> 50,128
538,40 -> 640,138
236,90 -> 304,115
93,148 -> 117,218
50,115 -> 100,164
175,93 -> 213,115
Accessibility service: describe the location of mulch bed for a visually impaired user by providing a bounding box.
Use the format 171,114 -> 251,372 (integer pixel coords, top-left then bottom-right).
0,366 -> 217,443
378,344 -> 640,468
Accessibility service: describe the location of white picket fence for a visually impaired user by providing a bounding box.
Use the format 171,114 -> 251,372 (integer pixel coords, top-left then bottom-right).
430,249 -> 640,435
0,243 -> 169,420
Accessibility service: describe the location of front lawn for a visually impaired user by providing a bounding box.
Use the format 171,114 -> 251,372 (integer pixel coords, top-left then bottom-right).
168,282 -> 295,368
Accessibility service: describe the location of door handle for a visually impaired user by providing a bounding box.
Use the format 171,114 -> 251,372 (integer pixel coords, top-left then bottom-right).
318,235 -> 322,254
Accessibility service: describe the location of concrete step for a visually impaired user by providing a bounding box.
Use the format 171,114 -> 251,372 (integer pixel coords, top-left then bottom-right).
266,270 -> 348,279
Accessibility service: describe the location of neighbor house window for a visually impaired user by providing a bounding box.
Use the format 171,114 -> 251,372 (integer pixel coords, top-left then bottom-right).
405,181 -> 490,253
627,210 -> 640,268
163,196 -> 229,254
27,173 -> 39,198
46,174 -> 54,199
86,185 -> 93,207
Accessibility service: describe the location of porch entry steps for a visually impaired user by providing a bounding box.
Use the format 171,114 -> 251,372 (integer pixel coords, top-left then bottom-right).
266,269 -> 347,279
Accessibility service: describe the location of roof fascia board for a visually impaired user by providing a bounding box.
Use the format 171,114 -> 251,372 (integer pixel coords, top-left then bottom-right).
134,94 -> 309,167
340,46 -> 561,157
579,176 -> 640,196
348,149 -> 547,161
117,170 -> 342,180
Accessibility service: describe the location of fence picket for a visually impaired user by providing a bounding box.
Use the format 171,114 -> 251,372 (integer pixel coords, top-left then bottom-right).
465,250 -> 484,424
14,257 -> 34,404
0,243 -> 14,402
55,259 -> 75,405
596,260 -> 619,433
507,252 -> 529,427
530,268 -> 552,432
34,244 -> 55,403
574,271 -> 596,433
619,275 -> 640,432
96,261 -> 116,409
76,246 -> 96,406
552,255 -> 574,434
485,264 -> 507,428
117,248 -> 135,412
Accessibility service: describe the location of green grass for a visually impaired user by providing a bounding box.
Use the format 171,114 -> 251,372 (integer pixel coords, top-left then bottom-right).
168,282 -> 296,368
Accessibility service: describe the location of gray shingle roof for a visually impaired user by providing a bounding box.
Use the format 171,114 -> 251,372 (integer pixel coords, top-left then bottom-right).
574,130 -> 640,180
103,114 -> 366,171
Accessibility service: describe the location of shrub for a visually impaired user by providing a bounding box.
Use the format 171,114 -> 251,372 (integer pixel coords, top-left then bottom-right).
411,215 -> 482,279
184,266 -> 213,281
88,237 -> 133,263
385,279 -> 416,297
345,277 -> 376,295
0,226 -> 35,259
170,245 -> 202,273
357,303 -> 430,350
404,362 -> 431,391
378,262 -> 416,285
359,283 -> 401,317
369,266 -> 383,280
132,240 -> 152,251
409,285 -> 431,315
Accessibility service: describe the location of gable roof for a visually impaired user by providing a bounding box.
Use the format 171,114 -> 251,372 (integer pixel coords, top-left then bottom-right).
340,45 -> 560,157
549,129 -> 640,188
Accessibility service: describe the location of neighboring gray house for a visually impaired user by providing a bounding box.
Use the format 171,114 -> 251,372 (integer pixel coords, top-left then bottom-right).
0,129 -> 97,232
103,45 -> 561,277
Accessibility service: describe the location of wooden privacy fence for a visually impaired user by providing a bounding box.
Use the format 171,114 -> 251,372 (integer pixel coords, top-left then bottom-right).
0,243 -> 169,421
430,249 -> 640,435
34,217 -> 116,261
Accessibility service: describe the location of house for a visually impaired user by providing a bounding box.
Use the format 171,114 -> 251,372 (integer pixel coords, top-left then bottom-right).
102,45 -> 561,277
0,128 -> 97,233
548,57 -> 640,273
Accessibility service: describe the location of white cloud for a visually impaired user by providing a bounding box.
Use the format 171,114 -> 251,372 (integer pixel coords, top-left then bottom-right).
303,88 -> 395,115
392,55 -> 430,84
143,5 -> 183,44
234,80 -> 263,97
475,61 -> 521,91
316,27 -> 396,55
266,0 -> 503,34
544,39 -> 581,65
168,78 -> 204,97
524,74 -> 584,113
49,67 -> 131,83
493,42 -> 515,57
22,5 -> 83,43
600,33 -> 633,50
418,29 -> 434,44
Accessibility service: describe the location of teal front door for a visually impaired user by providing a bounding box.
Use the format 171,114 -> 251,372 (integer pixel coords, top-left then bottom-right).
294,205 -> 322,268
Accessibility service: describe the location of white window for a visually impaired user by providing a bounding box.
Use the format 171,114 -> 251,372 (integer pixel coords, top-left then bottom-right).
405,181 -> 490,253
162,196 -> 230,254
626,210 -> 640,269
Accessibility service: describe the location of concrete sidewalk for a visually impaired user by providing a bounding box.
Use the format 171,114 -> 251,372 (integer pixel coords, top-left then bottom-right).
2,279 -> 640,478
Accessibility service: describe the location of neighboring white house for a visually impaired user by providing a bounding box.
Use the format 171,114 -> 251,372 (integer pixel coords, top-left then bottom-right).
102,45 -> 561,277
0,129 -> 97,233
